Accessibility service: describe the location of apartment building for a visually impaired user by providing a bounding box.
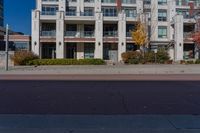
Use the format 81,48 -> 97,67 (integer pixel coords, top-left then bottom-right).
32,0 -> 200,62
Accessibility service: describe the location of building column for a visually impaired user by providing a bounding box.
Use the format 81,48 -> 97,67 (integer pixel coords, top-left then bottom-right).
94,12 -> 103,59
118,11 -> 126,61
77,43 -> 84,59
150,0 -> 158,42
31,10 -> 40,56
56,11 -> 65,59
36,0 -> 42,10
174,15 -> 184,61
195,45 -> 200,59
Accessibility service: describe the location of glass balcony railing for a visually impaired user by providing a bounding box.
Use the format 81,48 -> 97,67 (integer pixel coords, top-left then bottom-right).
65,31 -> 77,37
65,31 -> 95,38
41,31 -> 56,36
83,31 -> 95,37
103,12 -> 117,17
126,32 -> 132,37
103,31 -> 118,37
41,11 -> 57,15
80,12 -> 94,16
66,11 -> 77,16
184,32 -> 193,38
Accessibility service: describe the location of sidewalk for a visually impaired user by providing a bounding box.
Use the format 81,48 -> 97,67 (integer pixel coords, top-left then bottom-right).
0,115 -> 199,133
1,64 -> 200,75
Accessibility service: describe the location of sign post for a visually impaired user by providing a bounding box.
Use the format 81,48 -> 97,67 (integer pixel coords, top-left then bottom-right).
5,24 -> 9,71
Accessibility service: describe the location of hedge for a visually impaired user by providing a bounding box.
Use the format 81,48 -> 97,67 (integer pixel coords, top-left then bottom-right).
11,51 -> 39,65
122,49 -> 170,64
27,59 -> 105,65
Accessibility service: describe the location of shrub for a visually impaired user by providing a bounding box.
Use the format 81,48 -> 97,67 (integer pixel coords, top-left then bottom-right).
195,59 -> 200,64
186,60 -> 194,64
156,49 -> 170,64
121,51 -> 142,64
27,59 -> 105,65
121,49 -> 170,64
11,51 -> 39,65
144,51 -> 155,63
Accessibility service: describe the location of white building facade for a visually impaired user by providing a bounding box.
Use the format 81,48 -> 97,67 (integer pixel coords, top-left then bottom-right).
32,0 -> 200,62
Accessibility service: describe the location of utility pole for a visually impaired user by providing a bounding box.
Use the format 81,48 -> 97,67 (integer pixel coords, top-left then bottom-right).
5,24 -> 9,71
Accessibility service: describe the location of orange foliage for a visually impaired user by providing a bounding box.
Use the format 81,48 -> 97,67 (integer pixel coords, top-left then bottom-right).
131,21 -> 147,47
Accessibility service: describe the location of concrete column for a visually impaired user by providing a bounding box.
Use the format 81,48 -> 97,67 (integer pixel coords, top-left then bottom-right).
31,10 -> 40,56
77,0 -> 84,16
195,45 -> 200,59
59,0 -> 66,11
95,0 -> 101,12
36,0 -> 42,10
94,12 -> 103,59
56,11 -> 65,59
77,24 -> 83,38
174,15 -> 184,61
168,0 -> 176,40
136,0 -> 143,15
118,11 -> 126,61
168,48 -> 174,60
150,0 -> 158,41
77,43 -> 84,59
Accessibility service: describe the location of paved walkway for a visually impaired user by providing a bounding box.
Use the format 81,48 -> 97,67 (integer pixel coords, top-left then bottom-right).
0,115 -> 199,133
1,64 -> 200,75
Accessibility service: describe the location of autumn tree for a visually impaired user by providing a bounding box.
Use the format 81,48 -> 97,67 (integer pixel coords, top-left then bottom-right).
131,21 -> 148,52
193,31 -> 200,47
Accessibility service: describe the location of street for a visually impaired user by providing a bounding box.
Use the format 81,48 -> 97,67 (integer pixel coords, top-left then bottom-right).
0,80 -> 200,115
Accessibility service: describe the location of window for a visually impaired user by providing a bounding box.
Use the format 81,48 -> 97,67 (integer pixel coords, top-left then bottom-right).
84,43 -> 95,59
102,7 -> 117,17
42,5 -> 58,15
158,9 -> 167,21
158,0 -> 167,5
158,26 -> 167,38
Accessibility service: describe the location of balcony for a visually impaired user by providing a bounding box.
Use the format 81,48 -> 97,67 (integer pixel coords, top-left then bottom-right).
103,31 -> 118,37
184,32 -> 194,40
41,11 -> 57,15
65,31 -> 94,38
126,32 -> 132,37
80,12 -> 94,16
66,11 -> 77,16
41,31 -> 56,37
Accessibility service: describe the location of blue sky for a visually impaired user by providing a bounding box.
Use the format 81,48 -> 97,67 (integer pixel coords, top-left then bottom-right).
5,0 -> 35,35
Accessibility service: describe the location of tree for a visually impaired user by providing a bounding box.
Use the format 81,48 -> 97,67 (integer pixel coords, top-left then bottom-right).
131,21 -> 148,52
193,31 -> 200,47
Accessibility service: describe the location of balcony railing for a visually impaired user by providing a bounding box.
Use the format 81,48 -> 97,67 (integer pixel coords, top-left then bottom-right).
41,11 -> 57,15
103,12 -> 117,17
103,31 -> 118,37
66,11 -> 77,16
80,12 -> 94,16
126,32 -> 132,37
65,31 -> 95,38
184,32 -> 193,39
41,31 -> 56,36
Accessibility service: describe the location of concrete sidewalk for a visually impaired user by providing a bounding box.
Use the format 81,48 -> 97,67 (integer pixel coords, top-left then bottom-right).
1,64 -> 200,75
0,115 -> 199,133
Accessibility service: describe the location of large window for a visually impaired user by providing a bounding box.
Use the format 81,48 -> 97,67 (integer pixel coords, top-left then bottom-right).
158,0 -> 167,5
158,10 -> 167,21
84,43 -> 95,59
42,5 -> 58,15
158,26 -> 167,38
102,7 -> 117,17
124,8 -> 137,18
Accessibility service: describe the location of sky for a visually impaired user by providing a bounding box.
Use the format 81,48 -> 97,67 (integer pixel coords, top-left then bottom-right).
5,0 -> 35,35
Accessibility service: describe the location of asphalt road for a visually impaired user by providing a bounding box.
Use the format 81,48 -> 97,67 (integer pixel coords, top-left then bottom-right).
0,80 -> 200,115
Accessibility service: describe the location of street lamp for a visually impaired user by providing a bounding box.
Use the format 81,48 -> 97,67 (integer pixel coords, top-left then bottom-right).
154,49 -> 157,64
5,24 -> 9,71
